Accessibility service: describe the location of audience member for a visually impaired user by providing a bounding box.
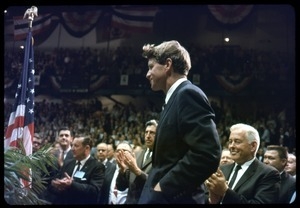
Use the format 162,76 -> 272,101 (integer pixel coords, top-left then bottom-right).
57,127 -> 74,168
97,142 -> 118,204
256,147 -> 265,162
108,141 -> 132,204
32,133 -> 43,153
285,153 -> 296,178
47,135 -> 105,204
107,143 -> 116,164
220,148 -> 234,165
95,142 -> 108,164
205,123 -> 280,204
116,119 -> 158,204
138,40 -> 221,204
131,134 -> 144,156
263,145 -> 296,203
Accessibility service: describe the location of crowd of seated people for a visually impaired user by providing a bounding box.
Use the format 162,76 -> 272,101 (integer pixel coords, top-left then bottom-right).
4,43 -> 295,156
4,44 -> 294,97
4,93 -> 296,157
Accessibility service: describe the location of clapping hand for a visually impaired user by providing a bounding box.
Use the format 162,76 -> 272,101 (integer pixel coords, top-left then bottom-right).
51,172 -> 73,191
204,168 -> 228,203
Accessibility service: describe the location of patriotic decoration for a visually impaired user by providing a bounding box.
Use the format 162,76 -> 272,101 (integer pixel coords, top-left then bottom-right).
60,10 -> 102,38
13,13 -> 52,41
4,30 -> 35,157
208,5 -> 253,24
111,6 -> 159,33
215,74 -> 253,94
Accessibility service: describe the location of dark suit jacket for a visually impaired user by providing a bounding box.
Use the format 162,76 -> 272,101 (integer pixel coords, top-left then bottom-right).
116,148 -> 152,204
278,171 -> 296,203
98,161 -> 117,204
64,149 -> 74,162
220,159 -> 281,204
48,156 -> 105,204
138,80 -> 221,204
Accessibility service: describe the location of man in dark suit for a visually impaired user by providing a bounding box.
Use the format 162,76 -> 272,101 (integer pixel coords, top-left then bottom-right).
39,127 -> 75,202
47,135 -> 105,204
138,40 -> 221,204
263,145 -> 296,203
57,127 -> 74,167
116,119 -> 158,204
96,142 -> 117,204
205,123 -> 281,204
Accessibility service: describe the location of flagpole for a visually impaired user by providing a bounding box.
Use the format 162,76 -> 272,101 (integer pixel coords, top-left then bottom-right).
4,6 -> 39,192
24,6 -> 38,31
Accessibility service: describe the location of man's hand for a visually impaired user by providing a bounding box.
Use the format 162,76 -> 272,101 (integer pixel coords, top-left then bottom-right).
51,172 -> 73,191
205,168 -> 228,198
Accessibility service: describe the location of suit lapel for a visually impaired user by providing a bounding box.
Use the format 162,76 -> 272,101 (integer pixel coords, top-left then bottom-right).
222,163 -> 235,180
234,159 -> 258,190
64,159 -> 77,177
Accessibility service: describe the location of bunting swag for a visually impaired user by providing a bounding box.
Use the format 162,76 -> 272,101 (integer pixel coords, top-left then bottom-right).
13,13 -> 53,41
111,6 -> 159,33
10,6 -> 159,45
215,74 -> 253,94
208,5 -> 253,24
60,10 -> 102,38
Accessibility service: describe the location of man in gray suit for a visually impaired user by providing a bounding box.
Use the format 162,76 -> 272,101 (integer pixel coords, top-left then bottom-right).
138,40 -> 221,204
116,119 -> 158,204
205,123 -> 280,204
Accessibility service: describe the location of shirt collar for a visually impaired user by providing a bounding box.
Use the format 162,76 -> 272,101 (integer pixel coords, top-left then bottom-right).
238,157 -> 256,170
165,77 -> 187,104
78,155 -> 90,167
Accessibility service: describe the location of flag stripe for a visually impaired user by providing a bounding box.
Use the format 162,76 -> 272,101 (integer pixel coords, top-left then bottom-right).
111,6 -> 158,33
112,15 -> 154,33
4,30 -> 34,156
5,105 -> 25,138
113,6 -> 159,13
113,7 -> 158,19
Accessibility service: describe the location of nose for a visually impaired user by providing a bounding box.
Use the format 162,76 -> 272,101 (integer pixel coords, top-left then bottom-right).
146,71 -> 151,79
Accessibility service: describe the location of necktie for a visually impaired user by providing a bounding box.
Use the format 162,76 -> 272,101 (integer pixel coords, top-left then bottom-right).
146,150 -> 152,160
61,150 -> 65,161
73,161 -> 81,177
143,150 -> 152,165
76,161 -> 81,171
58,150 -> 65,167
162,103 -> 166,111
228,165 -> 241,188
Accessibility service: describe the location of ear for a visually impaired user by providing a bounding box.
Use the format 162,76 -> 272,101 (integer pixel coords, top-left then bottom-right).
251,141 -> 258,152
165,58 -> 172,74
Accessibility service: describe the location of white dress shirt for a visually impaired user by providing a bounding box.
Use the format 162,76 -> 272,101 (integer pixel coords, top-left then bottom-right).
109,165 -> 128,204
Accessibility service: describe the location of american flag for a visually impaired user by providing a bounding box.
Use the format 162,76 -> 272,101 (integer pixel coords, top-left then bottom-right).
4,30 -> 34,157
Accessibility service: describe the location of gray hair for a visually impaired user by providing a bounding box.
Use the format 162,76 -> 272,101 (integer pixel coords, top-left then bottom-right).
230,123 -> 260,154
145,119 -> 158,127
